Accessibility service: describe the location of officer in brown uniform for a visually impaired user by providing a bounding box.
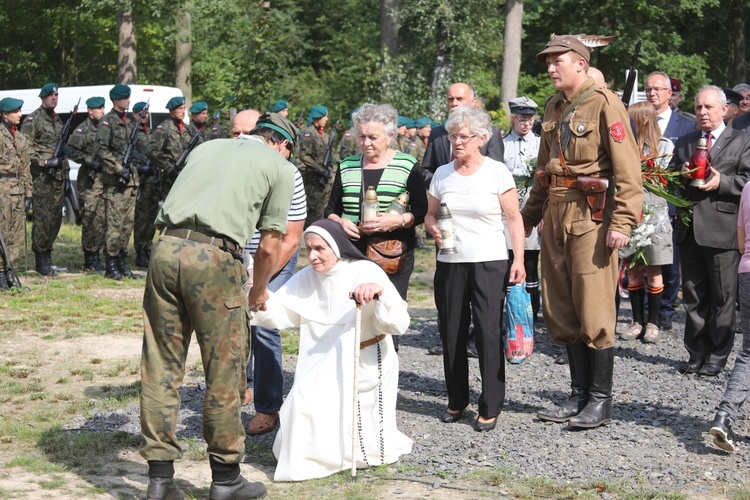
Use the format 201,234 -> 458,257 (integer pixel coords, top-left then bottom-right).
0,97 -> 30,290
521,35 -> 643,429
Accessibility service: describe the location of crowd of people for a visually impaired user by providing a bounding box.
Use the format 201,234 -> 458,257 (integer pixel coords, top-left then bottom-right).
4,32 -> 750,499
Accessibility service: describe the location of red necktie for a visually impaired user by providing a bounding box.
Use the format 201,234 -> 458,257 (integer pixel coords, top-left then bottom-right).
178,122 -> 183,133
706,133 -> 713,151
11,125 -> 16,137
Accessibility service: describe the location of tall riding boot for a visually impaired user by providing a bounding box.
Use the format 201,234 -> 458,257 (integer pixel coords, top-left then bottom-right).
117,253 -> 141,279
538,343 -> 590,422
83,251 -> 99,272
569,346 -> 614,429
35,251 -> 57,276
104,255 -> 123,280
47,252 -> 68,273
0,270 -> 9,291
135,248 -> 150,268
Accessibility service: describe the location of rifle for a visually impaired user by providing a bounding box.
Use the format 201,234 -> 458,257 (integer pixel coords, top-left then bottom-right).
51,98 -> 81,197
320,115 -> 342,186
174,110 -> 221,174
295,110 -> 304,129
621,39 -> 642,108
122,101 -> 150,185
0,227 -> 21,289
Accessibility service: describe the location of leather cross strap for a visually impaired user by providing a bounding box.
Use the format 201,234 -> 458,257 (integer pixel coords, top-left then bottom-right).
360,334 -> 387,349
554,86 -> 598,176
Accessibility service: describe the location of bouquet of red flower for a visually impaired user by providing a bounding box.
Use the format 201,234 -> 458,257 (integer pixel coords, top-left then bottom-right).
640,153 -> 693,226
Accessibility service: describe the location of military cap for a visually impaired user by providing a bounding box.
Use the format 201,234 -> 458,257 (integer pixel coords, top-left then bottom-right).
308,105 -> 328,120
536,34 -> 591,63
430,119 -> 440,128
397,115 -> 408,127
189,101 -> 208,114
39,83 -> 58,98
269,99 -> 288,112
133,101 -> 148,113
508,96 -> 539,115
405,119 -> 416,129
166,96 -> 186,110
724,88 -> 743,106
414,117 -> 431,129
256,111 -> 299,148
110,84 -> 131,100
670,78 -> 682,93
86,97 -> 105,109
0,97 -> 23,113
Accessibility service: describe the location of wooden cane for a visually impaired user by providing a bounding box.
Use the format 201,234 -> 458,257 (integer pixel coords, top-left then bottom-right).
349,291 -> 362,480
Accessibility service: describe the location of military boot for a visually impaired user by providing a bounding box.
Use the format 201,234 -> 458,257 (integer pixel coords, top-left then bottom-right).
537,343 -> 590,423
91,251 -> 105,271
104,255 -> 123,281
117,253 -> 141,279
35,251 -> 57,276
146,477 -> 184,500
135,249 -> 150,268
569,346 -> 614,429
209,475 -> 267,500
0,270 -> 9,291
47,252 -> 68,273
83,251 -> 100,272
5,269 -> 27,291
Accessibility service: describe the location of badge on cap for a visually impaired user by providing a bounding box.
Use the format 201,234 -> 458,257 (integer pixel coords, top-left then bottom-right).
609,121 -> 625,143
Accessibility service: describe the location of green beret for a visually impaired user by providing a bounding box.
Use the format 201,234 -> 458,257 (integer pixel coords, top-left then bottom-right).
86,97 -> 105,109
405,119 -> 416,129
39,83 -> 58,98
256,112 -> 299,148
269,99 -> 288,112
430,120 -> 440,128
397,115 -> 407,127
415,117 -> 430,129
133,102 -> 148,113
167,96 -> 186,110
110,84 -> 131,100
0,97 -> 23,113
189,101 -> 207,114
308,105 -> 328,120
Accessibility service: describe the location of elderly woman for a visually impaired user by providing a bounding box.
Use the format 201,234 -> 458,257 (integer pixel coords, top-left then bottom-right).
425,106 -> 526,432
325,103 -> 428,349
252,219 -> 413,481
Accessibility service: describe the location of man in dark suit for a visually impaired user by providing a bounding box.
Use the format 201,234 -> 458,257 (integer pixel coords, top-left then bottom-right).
421,82 -> 504,184
672,85 -> 750,376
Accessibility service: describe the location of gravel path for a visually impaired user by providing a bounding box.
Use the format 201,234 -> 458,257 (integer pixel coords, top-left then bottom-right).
71,298 -> 750,495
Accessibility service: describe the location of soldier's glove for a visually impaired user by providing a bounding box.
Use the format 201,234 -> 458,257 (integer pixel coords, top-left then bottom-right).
90,160 -> 101,171
118,167 -> 131,183
24,197 -> 32,212
46,157 -> 60,169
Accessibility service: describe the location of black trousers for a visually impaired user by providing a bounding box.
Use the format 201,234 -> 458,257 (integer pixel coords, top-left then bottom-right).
434,259 -> 507,418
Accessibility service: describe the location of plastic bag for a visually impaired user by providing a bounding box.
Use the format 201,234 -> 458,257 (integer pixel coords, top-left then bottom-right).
503,283 -> 534,364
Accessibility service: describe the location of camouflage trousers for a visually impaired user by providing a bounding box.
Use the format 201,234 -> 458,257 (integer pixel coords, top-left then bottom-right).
133,180 -> 160,254
103,183 -> 136,257
31,173 -> 64,254
79,176 -> 106,253
140,233 -> 249,463
303,171 -> 335,228
0,191 -> 25,270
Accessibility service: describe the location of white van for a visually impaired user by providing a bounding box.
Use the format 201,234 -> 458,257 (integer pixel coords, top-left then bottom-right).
0,84 -> 184,224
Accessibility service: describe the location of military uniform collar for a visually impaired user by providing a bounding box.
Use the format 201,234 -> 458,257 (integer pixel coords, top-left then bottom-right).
561,76 -> 596,103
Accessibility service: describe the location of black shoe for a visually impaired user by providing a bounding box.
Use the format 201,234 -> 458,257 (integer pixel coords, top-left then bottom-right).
475,416 -> 498,432
47,252 -> 68,273
117,254 -> 142,279
657,316 -> 673,330
35,251 -> 57,276
440,409 -> 465,423
0,270 -> 9,291
466,345 -> 479,358
710,411 -> 737,452
678,359 -> 704,375
5,270 -> 28,291
136,249 -> 150,268
104,255 -> 123,281
698,362 -> 723,377
538,344 -> 589,423
554,349 -> 569,365
147,477 -> 185,500
209,475 -> 267,500
427,345 -> 443,355
569,347 -> 614,429
83,251 -> 100,272
416,237 -> 430,250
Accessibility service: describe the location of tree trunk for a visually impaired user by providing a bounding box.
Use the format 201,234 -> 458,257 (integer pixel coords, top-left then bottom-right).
428,19 -> 452,120
117,0 -> 137,84
733,0 -> 745,84
380,0 -> 400,59
500,0 -> 523,115
175,2 -> 192,105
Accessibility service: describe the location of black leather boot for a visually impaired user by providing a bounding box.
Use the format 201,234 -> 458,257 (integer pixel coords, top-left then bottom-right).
47,252 -> 68,273
209,475 -> 267,500
0,270 -> 9,291
35,251 -> 57,276
5,269 -> 26,291
117,253 -> 141,278
92,250 -> 105,271
538,343 -> 590,422
146,477 -> 185,500
83,251 -> 99,272
569,346 -> 614,429
135,248 -> 150,268
104,255 -> 123,280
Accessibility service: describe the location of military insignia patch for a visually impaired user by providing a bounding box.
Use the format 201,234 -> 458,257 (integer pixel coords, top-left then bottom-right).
156,125 -> 163,129
304,133 -> 311,137
26,116 -> 33,121
102,121 -> 109,126
75,128 -> 83,133
609,121 -> 625,143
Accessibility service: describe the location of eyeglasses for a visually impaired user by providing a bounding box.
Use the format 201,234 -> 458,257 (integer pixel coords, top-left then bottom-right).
448,133 -> 478,144
644,87 -> 670,94
514,117 -> 535,124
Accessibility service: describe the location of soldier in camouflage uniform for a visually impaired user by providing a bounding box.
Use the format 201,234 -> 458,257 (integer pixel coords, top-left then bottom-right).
298,105 -> 336,228
146,96 -> 190,201
93,84 -> 141,280
269,99 -> 289,118
139,114 -> 297,500
186,101 -> 209,146
412,117 -> 431,249
397,119 -> 420,158
67,96 -> 106,271
337,107 -> 360,160
0,98 -> 31,290
130,102 -> 156,268
21,83 -> 69,276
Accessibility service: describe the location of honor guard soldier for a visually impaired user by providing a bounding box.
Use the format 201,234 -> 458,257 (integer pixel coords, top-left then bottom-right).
147,96 -> 190,199
298,105 -> 335,227
269,99 -> 289,118
67,96 -> 107,271
21,82 -> 69,276
337,108 -> 360,160
0,97 -> 31,290
131,102 -> 157,267
187,101 -> 209,146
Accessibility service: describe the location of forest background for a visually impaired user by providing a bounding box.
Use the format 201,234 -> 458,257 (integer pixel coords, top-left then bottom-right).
0,0 -> 746,124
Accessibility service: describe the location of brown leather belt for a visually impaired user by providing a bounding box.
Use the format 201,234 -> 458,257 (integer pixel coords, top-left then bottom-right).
360,334 -> 387,349
550,174 -> 579,189
163,228 -> 240,253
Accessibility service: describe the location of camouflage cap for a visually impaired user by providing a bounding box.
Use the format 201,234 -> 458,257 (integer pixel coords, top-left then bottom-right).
132,101 -> 148,113
0,97 -> 23,113
109,84 -> 131,100
39,83 -> 58,98
166,96 -> 186,110
189,101 -> 207,114
536,34 -> 591,63
256,111 -> 299,148
86,96 -> 105,109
